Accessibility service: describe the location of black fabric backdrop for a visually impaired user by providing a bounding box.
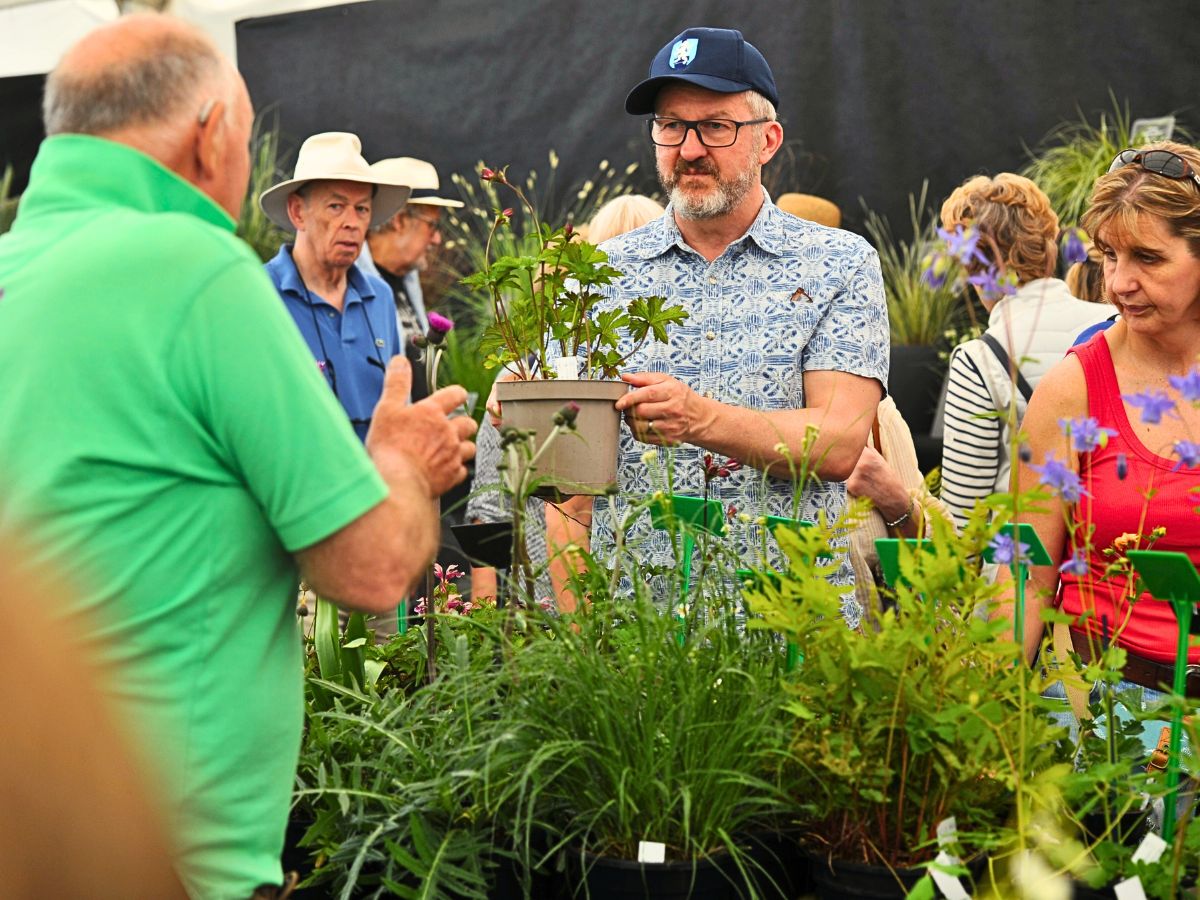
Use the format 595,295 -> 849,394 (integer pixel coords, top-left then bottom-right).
236,0 -> 1197,234
0,74 -> 48,195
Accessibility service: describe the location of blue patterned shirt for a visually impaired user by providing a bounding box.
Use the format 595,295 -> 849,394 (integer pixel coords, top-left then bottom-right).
590,191 -> 889,626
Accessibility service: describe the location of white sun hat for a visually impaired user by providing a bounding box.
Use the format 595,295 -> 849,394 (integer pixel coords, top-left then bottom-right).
258,132 -> 412,231
368,157 -> 464,209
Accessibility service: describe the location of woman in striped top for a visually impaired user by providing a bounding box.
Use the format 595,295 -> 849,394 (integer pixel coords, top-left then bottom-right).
937,174 -> 1111,529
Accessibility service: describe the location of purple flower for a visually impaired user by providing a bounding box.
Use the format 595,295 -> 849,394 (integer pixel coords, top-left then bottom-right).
1058,416 -> 1116,453
920,252 -> 950,289
1031,453 -> 1087,502
989,533 -> 1031,566
1060,227 -> 1089,266
967,266 -> 1016,298
1123,389 -> 1177,424
1173,440 -> 1200,470
425,312 -> 454,346
552,401 -> 581,428
1168,367 -> 1200,403
1116,453 -> 1128,481
937,225 -> 986,266
1059,550 -> 1089,577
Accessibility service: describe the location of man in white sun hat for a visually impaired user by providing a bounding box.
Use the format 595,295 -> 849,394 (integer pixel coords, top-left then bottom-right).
360,156 -> 464,400
260,132 -> 411,441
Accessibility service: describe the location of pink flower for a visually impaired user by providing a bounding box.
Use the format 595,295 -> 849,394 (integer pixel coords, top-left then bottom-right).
426,312 -> 455,346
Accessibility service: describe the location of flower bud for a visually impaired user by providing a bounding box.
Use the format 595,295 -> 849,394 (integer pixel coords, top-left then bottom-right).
552,400 -> 581,428
480,167 -> 496,181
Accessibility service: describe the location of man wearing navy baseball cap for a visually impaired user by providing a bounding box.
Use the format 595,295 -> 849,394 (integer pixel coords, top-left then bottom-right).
554,27 -> 890,623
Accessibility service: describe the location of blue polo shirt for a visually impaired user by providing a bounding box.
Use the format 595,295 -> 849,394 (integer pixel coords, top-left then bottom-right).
265,244 -> 402,441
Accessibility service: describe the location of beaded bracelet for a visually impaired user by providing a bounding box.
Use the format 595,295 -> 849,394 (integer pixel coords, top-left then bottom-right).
884,497 -> 915,530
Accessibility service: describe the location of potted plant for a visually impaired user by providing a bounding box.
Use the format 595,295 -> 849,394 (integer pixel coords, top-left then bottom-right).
485,484 -> 810,899
462,165 -> 688,497
745,508 -> 1062,898
862,182 -> 970,469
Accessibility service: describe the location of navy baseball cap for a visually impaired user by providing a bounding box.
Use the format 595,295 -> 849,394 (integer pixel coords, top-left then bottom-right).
625,27 -> 778,116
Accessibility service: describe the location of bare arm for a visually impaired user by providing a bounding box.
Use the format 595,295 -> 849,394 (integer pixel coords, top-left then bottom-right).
992,356 -> 1085,662
615,369 -> 881,481
295,358 -> 477,614
545,495 -> 593,612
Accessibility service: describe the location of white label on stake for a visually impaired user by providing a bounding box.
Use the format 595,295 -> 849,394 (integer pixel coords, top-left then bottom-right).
1114,876 -> 1147,900
637,841 -> 665,864
1130,832 -> 1168,865
930,850 -> 971,900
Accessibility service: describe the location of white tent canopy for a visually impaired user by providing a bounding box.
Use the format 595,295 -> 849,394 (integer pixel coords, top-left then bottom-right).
0,0 -> 365,77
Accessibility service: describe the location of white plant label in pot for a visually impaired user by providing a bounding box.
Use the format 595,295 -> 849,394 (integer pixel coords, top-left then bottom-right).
1130,832 -> 1167,864
932,817 -> 970,900
553,356 -> 581,380
637,841 -> 666,864
1114,877 -> 1147,900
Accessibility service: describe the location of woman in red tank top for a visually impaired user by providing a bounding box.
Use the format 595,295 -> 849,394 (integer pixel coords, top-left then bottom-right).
998,140 -> 1200,691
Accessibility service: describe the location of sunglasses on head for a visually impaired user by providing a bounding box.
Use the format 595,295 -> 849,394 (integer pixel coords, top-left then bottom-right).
1107,148 -> 1200,189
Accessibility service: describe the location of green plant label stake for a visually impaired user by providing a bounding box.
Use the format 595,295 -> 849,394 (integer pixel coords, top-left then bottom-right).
648,494 -> 724,644
982,523 -> 1052,651
873,537 -> 936,590
737,516 -> 810,671
397,599 -> 407,636
1124,549 -> 1200,844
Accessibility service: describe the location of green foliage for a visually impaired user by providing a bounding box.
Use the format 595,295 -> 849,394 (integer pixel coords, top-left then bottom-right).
464,167 -> 687,380
747,509 -> 1063,871
0,165 -> 18,236
236,112 -> 293,261
862,182 -> 968,347
1020,94 -> 1190,228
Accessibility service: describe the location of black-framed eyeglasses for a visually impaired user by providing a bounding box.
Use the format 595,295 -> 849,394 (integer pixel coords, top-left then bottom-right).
408,211 -> 442,233
648,116 -> 770,148
1108,148 -> 1200,189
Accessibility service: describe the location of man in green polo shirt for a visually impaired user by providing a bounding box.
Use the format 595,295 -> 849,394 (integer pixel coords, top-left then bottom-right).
0,16 -> 475,900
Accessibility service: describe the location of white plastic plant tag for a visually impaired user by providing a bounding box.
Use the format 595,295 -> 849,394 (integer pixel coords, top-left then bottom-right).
1130,831 -> 1168,865
930,850 -> 971,900
553,356 -> 580,380
1113,876 -> 1147,900
637,840 -> 665,864
935,817 -> 958,847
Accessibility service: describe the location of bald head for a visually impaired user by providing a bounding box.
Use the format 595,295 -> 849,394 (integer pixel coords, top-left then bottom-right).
43,15 -> 255,220
44,15 -> 230,138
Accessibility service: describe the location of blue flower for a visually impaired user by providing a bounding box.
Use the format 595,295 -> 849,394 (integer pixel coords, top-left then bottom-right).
937,225 -> 986,267
967,266 -> 1018,299
1060,227 -> 1089,266
1032,453 -> 1087,502
1058,416 -> 1116,453
989,533 -> 1031,566
1059,550 -> 1089,577
920,251 -> 950,289
1168,367 -> 1200,403
1173,440 -> 1200,470
1123,389 -> 1177,424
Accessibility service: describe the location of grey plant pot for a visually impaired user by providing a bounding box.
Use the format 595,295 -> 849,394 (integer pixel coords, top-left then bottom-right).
496,379 -> 628,498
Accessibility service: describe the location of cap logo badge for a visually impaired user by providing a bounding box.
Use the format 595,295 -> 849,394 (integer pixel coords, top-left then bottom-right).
669,38 -> 698,68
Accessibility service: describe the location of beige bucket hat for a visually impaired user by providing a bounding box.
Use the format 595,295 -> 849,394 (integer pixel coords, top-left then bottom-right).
258,132 -> 412,231
368,157 -> 463,209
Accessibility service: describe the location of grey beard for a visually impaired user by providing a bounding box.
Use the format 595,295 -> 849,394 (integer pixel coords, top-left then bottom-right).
662,164 -> 759,220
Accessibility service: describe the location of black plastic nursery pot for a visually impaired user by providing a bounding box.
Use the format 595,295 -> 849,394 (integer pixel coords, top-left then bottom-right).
810,856 -> 927,900
570,850 -> 733,900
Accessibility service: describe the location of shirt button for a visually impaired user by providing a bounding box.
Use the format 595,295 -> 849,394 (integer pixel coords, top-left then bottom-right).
707,276 -> 718,285
705,330 -> 716,340
375,338 -> 385,347
327,311 -> 335,318
703,390 -> 714,399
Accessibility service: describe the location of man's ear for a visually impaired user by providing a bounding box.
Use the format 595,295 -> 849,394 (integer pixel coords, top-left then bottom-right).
759,120 -> 784,166
194,99 -> 226,181
286,191 -> 307,231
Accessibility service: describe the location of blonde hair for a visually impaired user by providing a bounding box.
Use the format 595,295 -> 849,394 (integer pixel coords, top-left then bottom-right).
1064,239 -> 1105,302
1080,140 -> 1200,259
584,194 -> 666,244
940,173 -> 1059,284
